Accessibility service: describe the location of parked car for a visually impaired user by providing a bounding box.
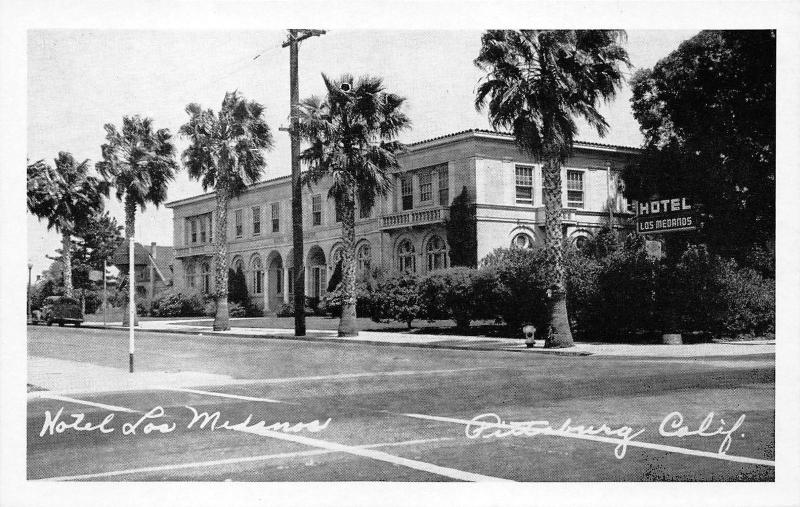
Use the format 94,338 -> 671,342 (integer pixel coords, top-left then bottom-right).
39,296 -> 83,327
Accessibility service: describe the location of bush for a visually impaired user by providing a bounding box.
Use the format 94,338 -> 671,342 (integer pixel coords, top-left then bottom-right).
418,267 -> 499,330
373,273 -> 422,328
320,281 -> 375,318
274,298 -> 319,318
151,288 -> 206,317
481,247 -> 551,333
714,258 -> 775,337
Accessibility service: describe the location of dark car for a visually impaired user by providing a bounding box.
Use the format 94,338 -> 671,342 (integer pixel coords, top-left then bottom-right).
40,296 -> 83,327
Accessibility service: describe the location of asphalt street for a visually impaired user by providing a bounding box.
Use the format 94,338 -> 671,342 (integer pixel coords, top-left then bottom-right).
27,326 -> 775,482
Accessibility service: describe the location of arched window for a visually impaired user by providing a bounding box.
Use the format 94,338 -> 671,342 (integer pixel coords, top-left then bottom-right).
200,261 -> 210,294
511,232 -> 534,249
185,262 -> 196,289
251,256 -> 263,295
426,235 -> 448,272
574,235 -> 589,250
331,246 -> 344,267
357,243 -> 371,273
397,239 -> 416,273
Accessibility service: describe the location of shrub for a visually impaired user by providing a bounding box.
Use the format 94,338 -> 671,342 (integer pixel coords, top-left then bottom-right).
714,258 -> 775,337
481,247 -> 550,333
274,298 -> 319,318
151,288 -> 206,317
374,273 -> 422,328
418,267 -> 499,330
320,281 -> 375,318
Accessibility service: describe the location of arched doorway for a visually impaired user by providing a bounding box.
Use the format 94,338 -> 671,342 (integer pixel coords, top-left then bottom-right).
266,251 -> 284,311
306,246 -> 327,300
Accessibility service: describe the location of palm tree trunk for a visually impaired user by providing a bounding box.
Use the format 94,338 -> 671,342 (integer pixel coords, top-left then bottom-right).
213,186 -> 230,331
122,194 -> 139,326
338,193 -> 358,337
542,157 -> 574,348
61,231 -> 73,297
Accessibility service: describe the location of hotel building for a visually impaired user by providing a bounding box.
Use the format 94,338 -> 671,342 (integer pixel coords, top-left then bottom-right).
165,129 -> 639,313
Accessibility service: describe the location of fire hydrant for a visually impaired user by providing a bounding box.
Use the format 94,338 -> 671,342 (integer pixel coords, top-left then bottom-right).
522,325 -> 536,348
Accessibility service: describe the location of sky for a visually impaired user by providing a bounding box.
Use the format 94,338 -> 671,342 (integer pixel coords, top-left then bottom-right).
26,29 -> 698,276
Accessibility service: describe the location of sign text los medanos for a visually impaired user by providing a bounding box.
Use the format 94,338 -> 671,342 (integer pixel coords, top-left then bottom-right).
635,197 -> 698,234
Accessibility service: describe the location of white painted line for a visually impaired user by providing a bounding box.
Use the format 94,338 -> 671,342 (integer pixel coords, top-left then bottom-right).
401,412 -> 776,468
30,394 -> 139,413
231,423 -> 513,482
33,437 -> 455,482
166,387 -> 283,404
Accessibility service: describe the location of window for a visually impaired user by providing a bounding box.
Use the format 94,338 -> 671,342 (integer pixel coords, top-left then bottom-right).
574,235 -> 589,250
190,219 -> 198,243
252,206 -> 261,236
207,214 -> 213,243
234,209 -> 243,238
438,165 -> 449,205
419,171 -> 432,202
288,268 -> 295,296
516,165 -> 534,205
511,232 -> 534,249
312,195 -> 322,226
359,199 -> 371,219
567,170 -> 584,208
271,203 -> 280,232
275,268 -> 283,295
199,217 -> 207,243
201,262 -> 210,293
252,256 -> 263,294
401,175 -> 413,210
185,263 -> 196,288
426,235 -> 448,272
357,243 -> 371,273
397,239 -> 416,273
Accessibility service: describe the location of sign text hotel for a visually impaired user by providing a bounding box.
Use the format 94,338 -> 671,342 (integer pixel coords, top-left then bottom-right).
635,197 -> 698,234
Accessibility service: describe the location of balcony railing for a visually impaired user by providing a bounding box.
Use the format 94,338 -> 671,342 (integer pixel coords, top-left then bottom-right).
174,243 -> 215,258
380,207 -> 450,230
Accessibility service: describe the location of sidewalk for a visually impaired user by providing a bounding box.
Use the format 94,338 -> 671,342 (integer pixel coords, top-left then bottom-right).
86,319 -> 776,358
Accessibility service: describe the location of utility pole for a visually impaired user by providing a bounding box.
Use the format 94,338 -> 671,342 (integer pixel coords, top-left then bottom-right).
282,28 -> 325,337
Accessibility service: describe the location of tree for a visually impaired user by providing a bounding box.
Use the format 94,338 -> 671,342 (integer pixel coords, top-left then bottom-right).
444,186 -> 477,267
96,115 -> 178,325
475,30 -> 630,348
298,74 -> 410,337
625,31 -> 775,266
27,153 -> 109,297
180,91 -> 274,331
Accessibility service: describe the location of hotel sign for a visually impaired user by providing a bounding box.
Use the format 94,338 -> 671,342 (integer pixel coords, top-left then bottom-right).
635,197 -> 698,234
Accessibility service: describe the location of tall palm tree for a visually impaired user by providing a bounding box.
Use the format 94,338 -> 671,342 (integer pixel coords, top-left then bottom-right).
27,153 -> 109,297
475,30 -> 630,348
298,74 -> 410,337
96,116 -> 178,324
180,91 -> 274,331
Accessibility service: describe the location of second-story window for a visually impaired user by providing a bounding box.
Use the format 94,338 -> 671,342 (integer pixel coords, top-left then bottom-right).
438,165 -> 449,205
190,219 -> 197,243
515,165 -> 534,205
401,175 -> 413,210
199,217 -> 207,243
235,209 -> 243,238
252,206 -> 261,235
312,195 -> 322,226
359,198 -> 371,219
567,170 -> 584,208
271,202 -> 280,232
419,171 -> 432,202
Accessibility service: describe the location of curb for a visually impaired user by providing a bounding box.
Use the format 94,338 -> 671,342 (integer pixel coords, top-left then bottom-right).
75,323 -> 592,356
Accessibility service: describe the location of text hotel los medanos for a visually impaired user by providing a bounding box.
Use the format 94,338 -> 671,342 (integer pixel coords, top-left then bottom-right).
165,129 -> 640,313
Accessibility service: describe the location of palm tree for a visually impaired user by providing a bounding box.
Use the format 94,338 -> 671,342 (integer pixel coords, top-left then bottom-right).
179,91 -> 274,331
298,74 -> 410,337
96,116 -> 178,324
475,30 -> 630,348
27,153 -> 109,297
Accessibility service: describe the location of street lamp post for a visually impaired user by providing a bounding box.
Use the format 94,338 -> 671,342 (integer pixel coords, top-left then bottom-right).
27,262 -> 33,323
